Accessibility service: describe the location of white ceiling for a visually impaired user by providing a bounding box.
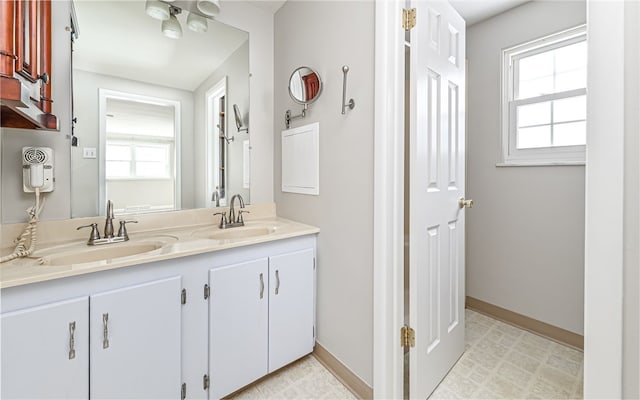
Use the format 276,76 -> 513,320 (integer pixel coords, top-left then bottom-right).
73,0 -> 249,91
450,0 -> 531,25
250,0 -> 530,27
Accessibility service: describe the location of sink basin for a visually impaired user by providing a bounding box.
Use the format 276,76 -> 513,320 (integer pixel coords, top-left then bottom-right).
193,225 -> 278,241
44,243 -> 163,266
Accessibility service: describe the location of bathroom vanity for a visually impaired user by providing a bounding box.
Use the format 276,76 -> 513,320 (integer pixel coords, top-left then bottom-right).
0,205 -> 318,399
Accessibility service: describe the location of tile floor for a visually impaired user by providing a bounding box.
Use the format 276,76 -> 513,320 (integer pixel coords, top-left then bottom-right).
232,309 -> 583,399
431,309 -> 583,399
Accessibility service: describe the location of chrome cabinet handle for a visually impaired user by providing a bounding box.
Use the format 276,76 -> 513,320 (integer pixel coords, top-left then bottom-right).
275,270 -> 280,295
102,313 -> 109,349
259,273 -> 264,299
68,321 -> 76,360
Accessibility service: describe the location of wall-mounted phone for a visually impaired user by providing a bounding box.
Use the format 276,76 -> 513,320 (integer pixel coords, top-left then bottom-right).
22,147 -> 54,193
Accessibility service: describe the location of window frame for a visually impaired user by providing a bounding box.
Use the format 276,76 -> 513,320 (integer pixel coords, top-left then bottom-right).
500,25 -> 587,166
98,89 -> 181,214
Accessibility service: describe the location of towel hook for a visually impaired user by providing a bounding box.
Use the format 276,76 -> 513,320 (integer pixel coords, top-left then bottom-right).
341,65 -> 355,115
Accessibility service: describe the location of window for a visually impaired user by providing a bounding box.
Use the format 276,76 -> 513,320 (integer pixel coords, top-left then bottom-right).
99,90 -> 180,214
501,25 -> 587,165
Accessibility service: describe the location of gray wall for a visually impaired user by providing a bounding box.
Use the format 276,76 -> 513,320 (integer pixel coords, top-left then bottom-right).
623,2 -> 640,397
274,0 -> 374,386
71,70 -> 195,217
466,1 -> 586,334
193,41 -> 250,207
1,0 -> 72,223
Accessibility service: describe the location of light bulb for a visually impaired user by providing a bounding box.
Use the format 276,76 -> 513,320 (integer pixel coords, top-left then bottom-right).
162,14 -> 182,39
145,0 -> 170,20
187,12 -> 208,33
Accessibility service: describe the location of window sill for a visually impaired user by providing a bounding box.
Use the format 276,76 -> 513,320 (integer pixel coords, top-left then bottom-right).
496,161 -> 586,167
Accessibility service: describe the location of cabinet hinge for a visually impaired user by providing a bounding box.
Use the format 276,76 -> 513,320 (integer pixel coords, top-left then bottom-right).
203,374 -> 210,390
401,325 -> 415,348
181,288 -> 187,305
181,383 -> 186,400
403,8 -> 416,31
313,325 -> 315,339
204,284 -> 210,300
313,257 -> 316,270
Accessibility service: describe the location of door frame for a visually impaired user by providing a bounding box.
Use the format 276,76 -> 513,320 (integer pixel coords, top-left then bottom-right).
372,1 -> 405,399
372,1 -> 631,399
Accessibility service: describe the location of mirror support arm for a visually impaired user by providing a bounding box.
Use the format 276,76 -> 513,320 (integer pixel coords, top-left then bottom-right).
285,103 -> 308,129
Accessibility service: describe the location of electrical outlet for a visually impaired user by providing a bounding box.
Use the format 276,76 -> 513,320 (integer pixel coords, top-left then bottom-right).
83,147 -> 97,159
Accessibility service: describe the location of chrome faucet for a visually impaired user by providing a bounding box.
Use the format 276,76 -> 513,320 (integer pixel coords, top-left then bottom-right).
77,200 -> 138,245
213,194 -> 249,229
211,190 -> 220,207
104,200 -> 115,238
228,194 -> 245,225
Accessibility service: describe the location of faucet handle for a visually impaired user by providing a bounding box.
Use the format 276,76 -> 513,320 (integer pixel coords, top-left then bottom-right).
213,212 -> 228,229
77,223 -> 100,243
238,210 -> 250,224
117,220 -> 138,241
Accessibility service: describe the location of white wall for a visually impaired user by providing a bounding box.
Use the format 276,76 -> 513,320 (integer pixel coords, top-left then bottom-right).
193,41 -> 249,207
1,0 -> 72,223
466,0 -> 586,334
71,70 -> 194,218
623,3 -> 640,395
274,0 -> 374,386
215,2 -> 273,205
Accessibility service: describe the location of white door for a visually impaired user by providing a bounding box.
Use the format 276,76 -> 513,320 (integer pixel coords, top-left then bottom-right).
409,1 -> 467,398
209,259 -> 269,399
1,297 -> 89,399
90,276 -> 182,399
268,248 -> 315,373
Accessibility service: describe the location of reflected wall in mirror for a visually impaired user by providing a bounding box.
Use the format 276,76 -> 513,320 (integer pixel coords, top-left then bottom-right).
71,0 -> 250,218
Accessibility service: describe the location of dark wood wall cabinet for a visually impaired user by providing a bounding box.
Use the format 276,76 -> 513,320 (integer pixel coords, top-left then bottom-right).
0,0 -> 58,130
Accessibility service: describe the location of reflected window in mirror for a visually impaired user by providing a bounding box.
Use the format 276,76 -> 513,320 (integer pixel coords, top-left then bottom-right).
101,91 -> 180,214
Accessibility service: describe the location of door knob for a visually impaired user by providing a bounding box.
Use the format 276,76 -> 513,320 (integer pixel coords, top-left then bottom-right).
458,198 -> 474,209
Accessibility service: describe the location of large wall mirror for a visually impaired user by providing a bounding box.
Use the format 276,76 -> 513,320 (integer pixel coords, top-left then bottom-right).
71,0 -> 250,218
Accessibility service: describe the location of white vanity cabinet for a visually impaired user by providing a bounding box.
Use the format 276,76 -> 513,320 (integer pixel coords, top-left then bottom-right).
209,259 -> 269,399
1,297 -> 89,400
1,234 -> 316,400
89,276 -> 182,399
268,248 -> 315,373
209,248 -> 315,399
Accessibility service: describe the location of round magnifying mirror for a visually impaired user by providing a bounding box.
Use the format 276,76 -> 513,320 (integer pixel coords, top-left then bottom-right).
288,66 -> 323,105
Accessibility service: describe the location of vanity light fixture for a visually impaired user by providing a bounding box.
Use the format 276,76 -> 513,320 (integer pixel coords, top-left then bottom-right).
145,0 -> 170,20
146,1 -> 214,39
197,0 -> 221,16
162,5 -> 183,39
187,12 -> 208,33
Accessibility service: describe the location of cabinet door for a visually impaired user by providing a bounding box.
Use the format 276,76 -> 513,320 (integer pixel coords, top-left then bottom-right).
209,259 -> 268,399
1,297 -> 89,399
90,276 -> 182,399
268,248 -> 315,372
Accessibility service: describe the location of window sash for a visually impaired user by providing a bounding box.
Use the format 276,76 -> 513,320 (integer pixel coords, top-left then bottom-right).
105,141 -> 173,179
501,25 -> 587,165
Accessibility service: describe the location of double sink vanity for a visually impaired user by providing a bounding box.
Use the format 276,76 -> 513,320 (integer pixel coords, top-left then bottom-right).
0,203 -> 318,399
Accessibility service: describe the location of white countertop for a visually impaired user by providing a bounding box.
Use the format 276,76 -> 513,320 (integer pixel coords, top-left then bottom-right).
0,205 -> 318,289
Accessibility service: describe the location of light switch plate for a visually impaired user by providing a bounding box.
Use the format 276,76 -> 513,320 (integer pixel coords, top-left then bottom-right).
83,147 -> 97,159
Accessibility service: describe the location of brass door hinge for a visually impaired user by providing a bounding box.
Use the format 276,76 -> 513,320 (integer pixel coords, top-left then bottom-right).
401,325 -> 415,348
403,8 -> 416,31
